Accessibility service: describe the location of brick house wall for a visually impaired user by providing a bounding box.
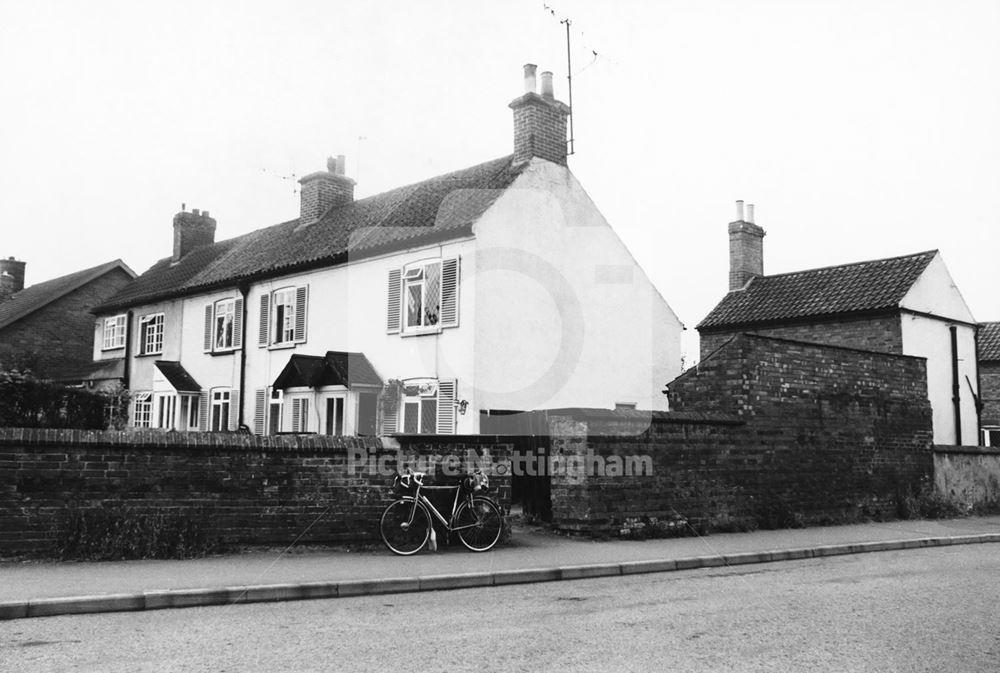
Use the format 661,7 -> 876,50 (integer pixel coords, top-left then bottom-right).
0,268 -> 133,377
547,334 -> 934,533
699,313 -> 904,361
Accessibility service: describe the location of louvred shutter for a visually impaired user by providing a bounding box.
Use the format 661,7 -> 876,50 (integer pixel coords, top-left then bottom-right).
440,257 -> 459,328
198,391 -> 209,431
203,305 -> 214,352
233,297 -> 244,349
293,286 -> 308,343
229,390 -> 240,431
258,294 -> 269,347
386,269 -> 401,334
436,379 -> 456,434
253,388 -> 266,435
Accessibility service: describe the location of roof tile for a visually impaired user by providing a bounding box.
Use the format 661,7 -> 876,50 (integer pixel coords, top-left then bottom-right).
979,322 -> 1000,362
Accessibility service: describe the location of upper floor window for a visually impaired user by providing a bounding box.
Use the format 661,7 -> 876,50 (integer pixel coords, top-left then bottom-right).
102,314 -> 127,350
258,286 -> 308,348
386,257 -> 460,335
138,313 -> 164,355
203,297 -> 243,353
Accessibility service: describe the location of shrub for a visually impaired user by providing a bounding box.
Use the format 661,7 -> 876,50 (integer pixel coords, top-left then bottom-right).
0,368 -> 126,429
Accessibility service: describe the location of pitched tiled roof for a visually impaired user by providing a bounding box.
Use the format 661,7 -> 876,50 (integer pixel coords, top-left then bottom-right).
979,323 -> 1000,362
96,156 -> 525,312
0,259 -> 135,330
698,251 -> 937,330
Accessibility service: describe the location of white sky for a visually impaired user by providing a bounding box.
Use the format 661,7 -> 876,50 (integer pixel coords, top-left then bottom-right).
2,0 -> 998,362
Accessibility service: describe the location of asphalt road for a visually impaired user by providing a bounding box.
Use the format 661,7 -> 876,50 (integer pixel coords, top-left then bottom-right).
2,545 -> 999,672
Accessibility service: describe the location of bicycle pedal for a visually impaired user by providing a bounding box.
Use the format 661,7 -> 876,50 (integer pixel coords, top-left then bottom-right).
428,526 -> 438,552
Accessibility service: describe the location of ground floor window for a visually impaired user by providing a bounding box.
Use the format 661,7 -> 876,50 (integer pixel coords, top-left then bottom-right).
290,397 -> 310,433
324,396 -> 345,436
211,390 -> 231,431
269,389 -> 283,434
983,426 -> 1000,447
402,382 -> 437,434
133,392 -> 152,428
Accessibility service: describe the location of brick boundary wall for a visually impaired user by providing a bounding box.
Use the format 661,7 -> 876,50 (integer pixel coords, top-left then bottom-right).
0,429 -> 511,558
547,334 -> 935,534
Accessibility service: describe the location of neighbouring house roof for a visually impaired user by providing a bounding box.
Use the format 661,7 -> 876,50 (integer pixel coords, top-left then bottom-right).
698,250 -> 937,330
0,259 -> 135,330
979,323 -> 1000,362
96,156 -> 526,313
273,352 -> 383,390
154,360 -> 202,392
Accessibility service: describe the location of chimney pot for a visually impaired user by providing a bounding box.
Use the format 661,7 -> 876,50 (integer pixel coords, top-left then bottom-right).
735,200 -> 744,221
540,71 -> 554,98
335,155 -> 346,175
523,63 -> 538,93
326,156 -> 337,173
202,210 -> 210,218
746,204 -> 755,224
192,208 -> 200,216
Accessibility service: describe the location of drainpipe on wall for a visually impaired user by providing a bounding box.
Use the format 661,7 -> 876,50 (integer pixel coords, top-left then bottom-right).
238,282 -> 250,430
974,323 -> 984,445
951,324 -> 962,445
123,310 -> 133,388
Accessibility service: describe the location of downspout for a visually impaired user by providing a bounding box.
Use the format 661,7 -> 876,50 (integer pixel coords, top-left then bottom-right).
238,282 -> 250,430
950,324 -> 961,445
974,323 -> 983,445
123,310 -> 133,388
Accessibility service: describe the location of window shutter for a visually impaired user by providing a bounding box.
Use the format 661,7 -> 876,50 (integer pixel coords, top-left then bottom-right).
386,268 -> 402,334
440,257 -> 460,328
233,297 -> 244,349
292,398 -> 302,432
253,388 -> 266,435
293,285 -> 308,343
258,294 -> 269,347
229,390 -> 240,431
198,391 -> 209,431
436,379 -> 457,434
136,317 -> 145,355
203,305 -> 214,352
381,404 -> 398,435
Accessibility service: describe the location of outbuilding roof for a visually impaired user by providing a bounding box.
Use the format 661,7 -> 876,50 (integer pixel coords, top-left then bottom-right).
0,260 -> 135,330
979,322 -> 1000,362
698,251 -> 937,330
96,155 -> 525,312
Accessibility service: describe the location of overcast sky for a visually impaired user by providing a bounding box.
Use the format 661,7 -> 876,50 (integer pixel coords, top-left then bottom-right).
2,0 -> 997,361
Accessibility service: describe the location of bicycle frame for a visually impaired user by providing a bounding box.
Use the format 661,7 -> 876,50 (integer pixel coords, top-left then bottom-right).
401,483 -> 485,533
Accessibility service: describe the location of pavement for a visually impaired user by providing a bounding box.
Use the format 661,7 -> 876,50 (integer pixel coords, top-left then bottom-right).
3,515 -> 1000,621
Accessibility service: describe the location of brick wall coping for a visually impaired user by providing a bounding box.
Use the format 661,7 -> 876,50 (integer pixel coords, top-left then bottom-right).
933,444 -> 1000,456
545,408 -> 744,426
0,427 -> 382,451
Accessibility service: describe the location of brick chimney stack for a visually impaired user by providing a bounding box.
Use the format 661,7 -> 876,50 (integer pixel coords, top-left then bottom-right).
509,63 -> 571,166
172,208 -> 217,263
728,200 -> 766,290
298,155 -> 355,225
0,257 -> 26,302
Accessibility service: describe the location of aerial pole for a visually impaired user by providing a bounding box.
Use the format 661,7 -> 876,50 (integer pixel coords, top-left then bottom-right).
561,18 -> 575,156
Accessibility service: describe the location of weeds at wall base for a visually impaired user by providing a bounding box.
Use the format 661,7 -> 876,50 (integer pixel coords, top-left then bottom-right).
57,507 -> 223,561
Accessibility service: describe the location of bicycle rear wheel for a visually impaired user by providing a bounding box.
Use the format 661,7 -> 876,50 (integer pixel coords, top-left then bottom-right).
454,497 -> 503,552
380,498 -> 430,555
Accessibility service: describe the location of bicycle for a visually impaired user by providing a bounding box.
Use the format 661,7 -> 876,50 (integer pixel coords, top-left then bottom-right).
379,469 -> 503,555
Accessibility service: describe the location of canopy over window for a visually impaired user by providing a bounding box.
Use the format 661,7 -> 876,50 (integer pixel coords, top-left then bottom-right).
273,351 -> 382,390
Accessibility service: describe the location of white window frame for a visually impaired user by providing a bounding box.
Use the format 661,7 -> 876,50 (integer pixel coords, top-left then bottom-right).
154,393 -> 177,430
180,394 -> 200,431
402,260 -> 442,333
401,381 -> 437,434
272,288 -> 296,346
321,392 -> 347,437
138,313 -> 164,355
102,314 -> 127,350
289,394 -> 312,433
132,392 -> 152,428
214,298 -> 236,351
269,389 -> 284,434
211,389 -> 231,431
983,426 -> 1000,447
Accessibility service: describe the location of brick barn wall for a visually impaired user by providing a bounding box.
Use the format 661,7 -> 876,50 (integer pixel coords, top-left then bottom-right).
979,362 -> 1000,427
0,269 -> 133,377
0,430 -> 511,558
548,334 -> 934,534
699,313 -> 904,362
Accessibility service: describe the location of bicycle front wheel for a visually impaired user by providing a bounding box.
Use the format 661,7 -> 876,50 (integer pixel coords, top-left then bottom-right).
380,498 -> 431,555
454,497 -> 503,552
